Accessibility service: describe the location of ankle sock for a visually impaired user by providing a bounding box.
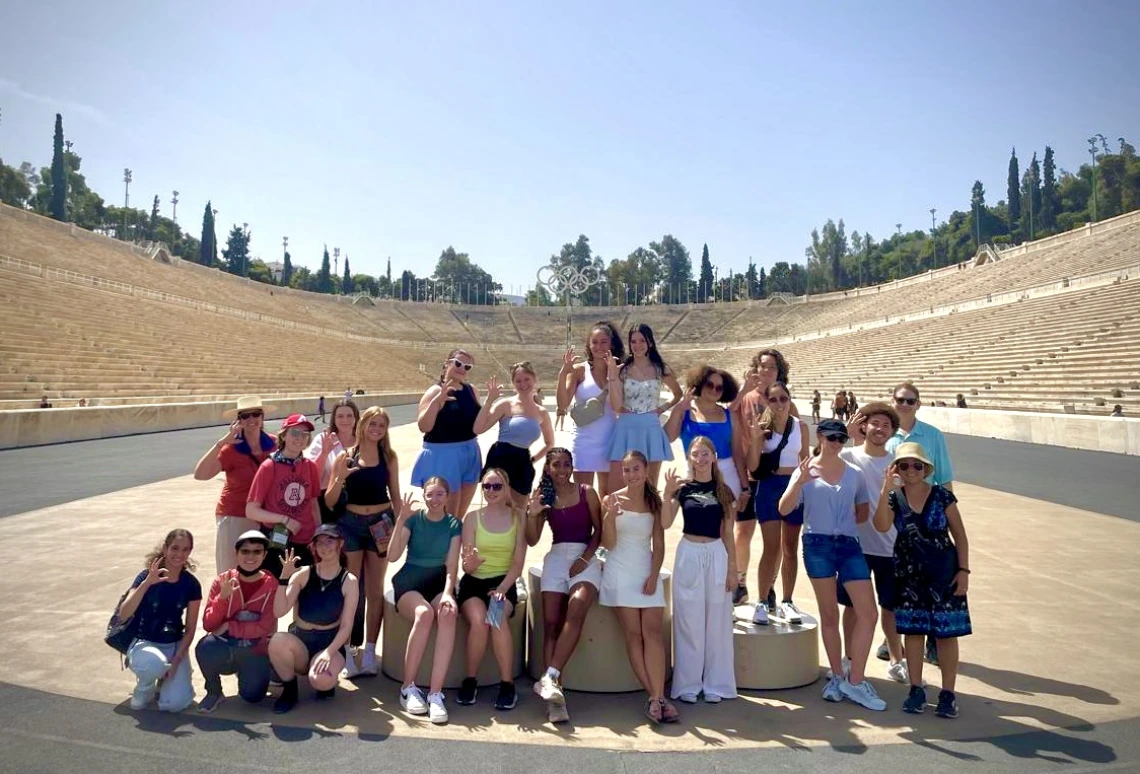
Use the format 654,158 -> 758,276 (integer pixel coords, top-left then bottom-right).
545,667 -> 561,681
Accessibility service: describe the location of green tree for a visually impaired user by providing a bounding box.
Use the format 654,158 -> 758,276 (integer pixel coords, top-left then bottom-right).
222,225 -> 251,276
318,246 -> 332,293
743,259 -> 758,300
433,246 -> 500,304
342,255 -> 352,293
607,247 -> 661,305
0,159 -> 32,206
352,273 -> 379,296
805,218 -> 848,290
971,181 -> 986,247
548,235 -> 604,304
651,235 -> 692,304
282,251 -> 293,286
199,202 -> 217,266
1006,148 -> 1021,238
697,243 -> 714,302
49,114 -> 67,221
1022,153 -> 1042,240
757,266 -> 767,299
149,195 -> 160,239
248,258 -> 274,285
1041,146 -> 1057,231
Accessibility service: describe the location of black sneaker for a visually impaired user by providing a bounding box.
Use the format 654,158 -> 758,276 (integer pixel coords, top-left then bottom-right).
902,685 -> 926,714
315,687 -> 336,701
457,677 -> 478,706
493,681 -> 518,711
273,680 -> 299,714
197,690 -> 224,714
925,638 -> 940,666
732,585 -> 749,605
935,689 -> 958,718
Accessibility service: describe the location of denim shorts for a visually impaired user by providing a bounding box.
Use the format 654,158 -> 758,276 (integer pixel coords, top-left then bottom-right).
752,474 -> 804,525
338,510 -> 392,555
802,533 -> 871,584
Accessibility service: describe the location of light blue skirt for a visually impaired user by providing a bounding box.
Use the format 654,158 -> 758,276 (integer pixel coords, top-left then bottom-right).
608,412 -> 674,462
412,439 -> 483,490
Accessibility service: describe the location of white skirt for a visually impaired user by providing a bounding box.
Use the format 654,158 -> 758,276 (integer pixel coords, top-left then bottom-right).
541,542 -> 603,595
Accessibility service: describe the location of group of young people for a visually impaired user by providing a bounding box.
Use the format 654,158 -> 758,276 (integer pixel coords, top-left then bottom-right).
116,321 -> 972,727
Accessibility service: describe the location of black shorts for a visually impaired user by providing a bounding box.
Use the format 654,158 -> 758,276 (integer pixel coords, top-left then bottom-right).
289,625 -> 338,658
837,553 -> 896,610
735,485 -> 757,522
483,442 -> 535,495
393,564 -> 447,605
456,573 -> 518,617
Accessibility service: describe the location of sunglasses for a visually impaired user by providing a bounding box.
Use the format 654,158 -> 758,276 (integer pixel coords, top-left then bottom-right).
896,461 -> 926,472
823,433 -> 849,443
482,482 -> 505,492
895,397 -> 918,406
768,394 -> 790,404
449,359 -> 474,371
286,428 -> 312,437
704,381 -> 724,392
237,410 -> 263,420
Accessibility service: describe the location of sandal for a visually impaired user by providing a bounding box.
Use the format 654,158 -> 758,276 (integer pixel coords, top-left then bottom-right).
644,697 -> 663,725
660,699 -> 680,724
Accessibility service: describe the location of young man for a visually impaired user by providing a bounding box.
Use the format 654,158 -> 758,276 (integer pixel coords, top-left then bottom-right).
840,402 -> 908,682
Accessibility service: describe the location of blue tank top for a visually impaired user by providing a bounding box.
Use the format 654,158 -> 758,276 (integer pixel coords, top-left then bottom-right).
297,566 -> 346,626
679,409 -> 734,459
498,414 -> 541,448
424,384 -> 480,443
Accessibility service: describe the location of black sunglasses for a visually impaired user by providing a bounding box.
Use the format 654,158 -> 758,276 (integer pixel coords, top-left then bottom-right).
768,394 -> 790,404
895,397 -> 918,406
896,461 -> 925,472
449,359 -> 474,371
237,410 -> 263,420
823,433 -> 848,443
482,482 -> 504,491
704,381 -> 724,392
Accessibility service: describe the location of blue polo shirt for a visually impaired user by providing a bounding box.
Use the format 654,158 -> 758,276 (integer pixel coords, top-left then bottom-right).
885,418 -> 954,486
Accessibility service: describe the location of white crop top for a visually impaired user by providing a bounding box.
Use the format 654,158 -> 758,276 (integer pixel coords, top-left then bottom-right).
622,377 -> 663,414
764,416 -> 804,468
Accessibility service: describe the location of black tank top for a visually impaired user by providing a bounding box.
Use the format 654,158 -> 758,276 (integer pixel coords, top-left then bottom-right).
424,384 -> 479,443
297,566 -> 346,626
343,451 -> 391,506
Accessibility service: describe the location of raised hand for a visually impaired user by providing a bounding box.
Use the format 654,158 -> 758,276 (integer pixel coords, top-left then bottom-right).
678,387 -> 695,409
219,576 -> 240,601
663,468 -> 682,495
485,375 -> 501,403
741,372 -> 761,395
605,355 -> 620,383
398,492 -> 418,520
561,347 -> 577,370
603,495 -> 623,521
332,451 -> 358,479
441,379 -> 463,401
146,557 -> 169,585
219,420 -> 241,445
280,547 -> 299,580
846,412 -> 867,442
461,545 -> 484,574
527,487 -> 546,515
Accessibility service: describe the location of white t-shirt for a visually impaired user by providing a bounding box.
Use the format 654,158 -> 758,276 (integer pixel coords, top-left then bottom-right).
840,446 -> 896,557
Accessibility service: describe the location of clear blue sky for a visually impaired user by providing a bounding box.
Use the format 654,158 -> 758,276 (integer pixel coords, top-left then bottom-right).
1,1 -> 1137,293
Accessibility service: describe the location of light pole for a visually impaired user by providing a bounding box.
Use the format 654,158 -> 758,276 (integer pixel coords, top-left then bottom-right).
333,247 -> 340,292
929,208 -> 937,268
171,190 -> 179,229
123,168 -> 132,239
1087,135 -> 1101,223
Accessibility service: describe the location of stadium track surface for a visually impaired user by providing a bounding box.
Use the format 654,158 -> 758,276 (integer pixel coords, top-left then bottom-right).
1,403 -> 1138,774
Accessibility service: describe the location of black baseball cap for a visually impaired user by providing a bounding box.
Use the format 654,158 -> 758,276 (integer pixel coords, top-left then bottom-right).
817,419 -> 849,439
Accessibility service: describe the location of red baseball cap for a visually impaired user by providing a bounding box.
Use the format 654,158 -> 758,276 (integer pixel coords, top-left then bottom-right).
281,414 -> 315,432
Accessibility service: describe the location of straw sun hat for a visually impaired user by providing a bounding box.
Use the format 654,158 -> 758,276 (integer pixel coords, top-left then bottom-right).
222,395 -> 278,420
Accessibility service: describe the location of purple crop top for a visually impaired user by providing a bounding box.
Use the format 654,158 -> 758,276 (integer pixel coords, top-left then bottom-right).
547,485 -> 593,545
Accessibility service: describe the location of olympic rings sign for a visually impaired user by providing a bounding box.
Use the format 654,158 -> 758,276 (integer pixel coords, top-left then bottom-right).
535,263 -> 602,296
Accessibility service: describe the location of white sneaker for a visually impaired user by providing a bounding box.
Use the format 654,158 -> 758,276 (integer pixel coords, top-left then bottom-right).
359,650 -> 379,676
821,675 -> 844,702
427,691 -> 449,724
887,660 -> 909,683
341,647 -> 362,679
400,684 -> 428,716
752,602 -> 769,625
703,694 -> 722,704
130,682 -> 157,710
777,601 -> 804,624
825,657 -> 851,680
677,692 -> 699,704
537,673 -> 565,704
840,679 -> 887,711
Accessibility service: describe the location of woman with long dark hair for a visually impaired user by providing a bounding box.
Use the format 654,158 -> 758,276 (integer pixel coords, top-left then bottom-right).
557,321 -> 624,495
526,447 -> 604,724
118,529 -> 201,712
664,363 -> 747,506
606,324 -> 683,490
412,349 -> 484,518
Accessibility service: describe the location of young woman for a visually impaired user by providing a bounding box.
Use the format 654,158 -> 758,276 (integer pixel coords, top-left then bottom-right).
664,363 -> 748,507
873,442 -> 972,719
729,349 -> 798,606
118,529 -> 201,712
745,382 -> 810,626
324,405 -> 400,678
474,362 -> 555,510
387,478 -> 463,725
246,414 -> 322,580
526,448 -> 604,724
306,399 -> 360,523
194,396 -> 276,573
557,322 -> 624,494
811,390 -> 822,424
268,524 -> 359,714
832,390 -> 849,421
600,451 -> 676,724
778,419 -> 885,712
663,437 -> 738,705
607,324 -> 683,490
413,349 -> 484,518
195,530 -> 278,713
455,469 -> 528,711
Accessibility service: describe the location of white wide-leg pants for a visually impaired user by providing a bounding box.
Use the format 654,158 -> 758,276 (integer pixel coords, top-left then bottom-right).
670,538 -> 737,700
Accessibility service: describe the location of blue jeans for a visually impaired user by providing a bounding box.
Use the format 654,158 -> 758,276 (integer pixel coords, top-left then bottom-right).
802,534 -> 871,584
127,639 -> 194,712
194,634 -> 272,703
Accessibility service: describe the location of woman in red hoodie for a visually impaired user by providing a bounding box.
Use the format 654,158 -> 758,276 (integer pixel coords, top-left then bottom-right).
194,530 -> 281,712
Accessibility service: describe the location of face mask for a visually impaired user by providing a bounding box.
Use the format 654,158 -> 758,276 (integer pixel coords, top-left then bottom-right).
236,566 -> 264,578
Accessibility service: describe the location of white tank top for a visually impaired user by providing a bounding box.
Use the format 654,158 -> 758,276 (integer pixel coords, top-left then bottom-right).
764,416 -> 804,468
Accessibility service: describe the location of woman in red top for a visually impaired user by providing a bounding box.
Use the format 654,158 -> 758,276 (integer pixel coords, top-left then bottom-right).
246,415 -> 322,580
194,396 -> 277,573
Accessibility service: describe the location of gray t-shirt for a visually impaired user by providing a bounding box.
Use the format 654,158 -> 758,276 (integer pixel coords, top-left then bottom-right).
840,447 -> 895,556
793,461 -> 871,539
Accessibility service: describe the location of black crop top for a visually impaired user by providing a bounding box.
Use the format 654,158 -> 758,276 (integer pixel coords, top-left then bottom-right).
297,566 -> 347,626
677,479 -> 726,540
424,383 -> 480,444
343,451 -> 391,506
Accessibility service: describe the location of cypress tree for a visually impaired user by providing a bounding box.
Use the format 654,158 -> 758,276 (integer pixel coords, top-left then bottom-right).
698,243 -> 714,303
199,201 -> 216,266
342,255 -> 352,294
1041,146 -> 1057,230
49,114 -> 67,221
149,195 -> 160,239
282,251 -> 293,286
319,245 -> 332,293
1006,148 -> 1021,237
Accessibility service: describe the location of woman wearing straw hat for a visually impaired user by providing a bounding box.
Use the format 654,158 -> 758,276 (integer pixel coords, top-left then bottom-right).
873,441 -> 972,719
194,396 -> 278,573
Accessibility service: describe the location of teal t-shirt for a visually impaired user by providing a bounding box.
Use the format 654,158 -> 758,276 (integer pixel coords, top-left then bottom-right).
404,510 -> 462,567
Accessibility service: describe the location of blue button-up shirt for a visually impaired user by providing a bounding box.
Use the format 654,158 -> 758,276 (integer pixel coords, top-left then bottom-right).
886,418 -> 955,486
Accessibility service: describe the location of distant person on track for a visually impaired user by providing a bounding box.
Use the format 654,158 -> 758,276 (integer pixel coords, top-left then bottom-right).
324,405 -> 400,679
118,528 -> 201,712
317,395 -> 326,424
526,447 -> 604,724
557,321 -> 625,495
412,349 -> 484,518
873,442 -> 972,718
38,395 -> 52,409
344,387 -> 353,402
268,524 -> 359,714
833,390 -> 849,421
730,348 -> 798,607
195,530 -> 278,713
811,390 -> 822,424
847,391 -> 859,415
956,394 -> 968,409
194,396 -> 276,573
607,324 -> 683,490
1111,404 -> 1124,417
474,361 -> 555,510
246,415 -> 322,580
744,381 -> 809,626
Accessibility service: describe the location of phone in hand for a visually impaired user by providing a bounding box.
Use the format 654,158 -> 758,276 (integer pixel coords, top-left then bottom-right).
369,513 -> 394,545
487,595 -> 506,630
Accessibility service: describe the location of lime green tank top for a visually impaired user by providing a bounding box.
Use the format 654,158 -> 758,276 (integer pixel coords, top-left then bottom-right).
473,510 -> 518,578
